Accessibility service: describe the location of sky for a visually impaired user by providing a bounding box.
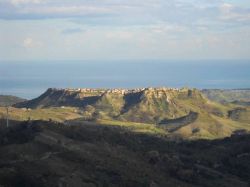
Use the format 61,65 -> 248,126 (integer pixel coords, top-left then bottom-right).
0,0 -> 250,61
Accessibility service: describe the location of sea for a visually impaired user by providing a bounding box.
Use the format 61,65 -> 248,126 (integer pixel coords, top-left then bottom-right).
0,60 -> 250,99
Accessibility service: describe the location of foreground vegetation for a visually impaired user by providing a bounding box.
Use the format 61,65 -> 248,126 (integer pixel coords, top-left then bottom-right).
0,120 -> 249,187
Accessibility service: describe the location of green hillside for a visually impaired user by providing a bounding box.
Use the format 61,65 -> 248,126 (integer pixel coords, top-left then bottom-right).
0,95 -> 26,107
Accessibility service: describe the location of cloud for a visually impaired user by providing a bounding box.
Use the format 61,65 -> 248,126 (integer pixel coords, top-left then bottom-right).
105,31 -> 134,40
0,0 -> 249,29
0,0 -> 207,21
219,3 -> 250,22
22,6 -> 112,15
149,24 -> 186,34
62,28 -> 85,35
11,0 -> 42,6
0,1 -> 116,20
1,0 -> 250,60
23,37 -> 42,48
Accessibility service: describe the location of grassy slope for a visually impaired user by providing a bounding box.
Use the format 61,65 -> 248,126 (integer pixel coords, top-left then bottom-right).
96,119 -> 168,136
0,95 -> 26,106
1,105 -> 249,140
172,98 -> 250,139
1,88 -> 250,140
0,107 -> 82,122
82,89 -> 249,139
174,113 -> 249,139
93,93 -> 125,118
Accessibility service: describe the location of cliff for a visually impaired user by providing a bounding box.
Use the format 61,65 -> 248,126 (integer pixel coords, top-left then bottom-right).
15,87 -> 212,124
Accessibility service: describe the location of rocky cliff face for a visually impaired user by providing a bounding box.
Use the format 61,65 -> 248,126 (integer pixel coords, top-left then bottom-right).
10,88 -> 250,139
14,87 -> 182,108
14,87 -> 209,123
14,88 -> 103,108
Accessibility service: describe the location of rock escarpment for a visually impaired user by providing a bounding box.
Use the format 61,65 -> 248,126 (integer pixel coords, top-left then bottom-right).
14,87 -> 208,124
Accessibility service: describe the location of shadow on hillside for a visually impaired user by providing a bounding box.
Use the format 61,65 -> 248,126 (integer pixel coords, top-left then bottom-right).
159,111 -> 198,132
0,120 -> 250,187
0,118 -> 27,129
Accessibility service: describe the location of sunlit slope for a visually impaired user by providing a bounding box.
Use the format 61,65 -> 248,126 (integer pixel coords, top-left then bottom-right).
171,112 -> 250,139
9,87 -> 250,139
14,88 -> 229,121
0,107 -> 82,123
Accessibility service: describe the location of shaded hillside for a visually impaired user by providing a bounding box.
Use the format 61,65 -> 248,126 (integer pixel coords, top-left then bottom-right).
0,95 -> 26,107
14,88 -> 102,109
0,120 -> 249,187
159,111 -> 198,132
202,89 -> 250,104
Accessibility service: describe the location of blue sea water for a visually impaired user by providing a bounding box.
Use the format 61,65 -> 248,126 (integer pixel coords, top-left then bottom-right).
0,60 -> 250,99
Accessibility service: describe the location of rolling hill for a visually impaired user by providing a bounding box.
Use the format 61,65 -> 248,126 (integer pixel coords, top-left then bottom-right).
0,95 -> 26,107
202,89 -> 250,104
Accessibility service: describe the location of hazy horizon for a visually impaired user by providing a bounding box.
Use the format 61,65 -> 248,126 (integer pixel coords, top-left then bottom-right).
1,59 -> 250,99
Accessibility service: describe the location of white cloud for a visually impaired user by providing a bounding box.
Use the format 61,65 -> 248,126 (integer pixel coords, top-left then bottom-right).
149,23 -> 186,34
105,31 -> 134,40
219,3 -> 250,22
23,37 -> 42,48
220,3 -> 234,15
11,0 -> 42,6
1,0 -> 250,60
18,5 -> 113,17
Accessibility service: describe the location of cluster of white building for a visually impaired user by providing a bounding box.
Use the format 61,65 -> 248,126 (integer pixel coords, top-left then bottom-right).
59,87 -> 187,95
